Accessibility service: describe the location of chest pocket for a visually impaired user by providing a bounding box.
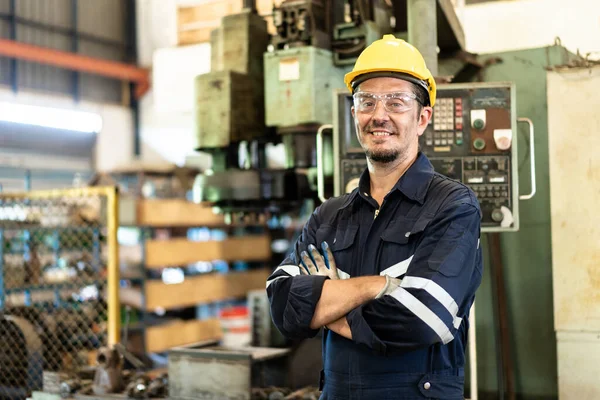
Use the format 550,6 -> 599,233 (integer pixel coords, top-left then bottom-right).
315,224 -> 358,279
378,215 -> 432,277
427,220 -> 470,277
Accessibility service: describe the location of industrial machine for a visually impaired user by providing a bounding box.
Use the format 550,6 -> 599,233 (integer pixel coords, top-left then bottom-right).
193,7 -> 309,217
194,0 -> 406,218
331,81 -> 536,232
193,0 -> 467,216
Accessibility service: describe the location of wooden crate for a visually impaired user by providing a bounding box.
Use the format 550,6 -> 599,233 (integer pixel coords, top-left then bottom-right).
120,198 -> 227,227
144,234 -> 272,268
120,268 -> 271,311
145,318 -> 222,353
177,0 -> 282,45
138,199 -> 225,227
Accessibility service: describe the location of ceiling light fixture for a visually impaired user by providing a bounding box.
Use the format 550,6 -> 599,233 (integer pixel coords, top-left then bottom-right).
0,101 -> 103,133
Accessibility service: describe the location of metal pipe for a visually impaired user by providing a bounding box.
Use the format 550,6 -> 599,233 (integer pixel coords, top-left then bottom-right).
468,303 -> 478,400
0,39 -> 150,98
0,186 -> 122,199
71,0 -> 79,102
107,186 -> 120,346
316,124 -> 332,203
131,83 -> 141,156
0,229 -> 4,309
488,232 -> 504,400
407,0 -> 438,76
488,232 -> 515,400
518,117 -> 536,200
9,0 -> 17,93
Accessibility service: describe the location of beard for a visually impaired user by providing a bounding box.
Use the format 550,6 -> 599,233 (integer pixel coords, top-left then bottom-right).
365,148 -> 399,163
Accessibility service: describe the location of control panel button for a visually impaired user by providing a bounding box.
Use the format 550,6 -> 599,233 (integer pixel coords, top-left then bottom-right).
473,138 -> 486,151
473,119 -> 485,130
493,129 -> 513,150
471,109 -> 487,130
491,208 -> 504,222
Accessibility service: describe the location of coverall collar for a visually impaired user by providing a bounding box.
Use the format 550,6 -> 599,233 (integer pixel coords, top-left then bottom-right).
350,152 -> 435,206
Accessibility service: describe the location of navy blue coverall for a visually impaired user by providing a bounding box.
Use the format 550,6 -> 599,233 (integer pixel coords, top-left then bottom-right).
267,153 -> 483,399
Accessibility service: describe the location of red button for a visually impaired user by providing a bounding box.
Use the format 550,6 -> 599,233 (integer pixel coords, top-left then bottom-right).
455,98 -> 462,104
456,123 -> 463,130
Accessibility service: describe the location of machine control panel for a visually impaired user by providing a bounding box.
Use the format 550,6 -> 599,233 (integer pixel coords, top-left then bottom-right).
420,82 -> 518,231
333,82 -> 519,232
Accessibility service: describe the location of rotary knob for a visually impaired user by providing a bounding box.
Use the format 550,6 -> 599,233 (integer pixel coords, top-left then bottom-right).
491,208 -> 504,222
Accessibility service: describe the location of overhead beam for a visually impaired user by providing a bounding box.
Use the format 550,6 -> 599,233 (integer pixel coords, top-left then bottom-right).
0,39 -> 150,98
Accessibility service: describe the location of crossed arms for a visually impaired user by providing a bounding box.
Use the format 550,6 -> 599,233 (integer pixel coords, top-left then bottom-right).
266,200 -> 482,354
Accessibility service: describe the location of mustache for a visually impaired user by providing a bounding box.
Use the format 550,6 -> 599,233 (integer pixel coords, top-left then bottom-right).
365,122 -> 396,133
365,120 -> 396,133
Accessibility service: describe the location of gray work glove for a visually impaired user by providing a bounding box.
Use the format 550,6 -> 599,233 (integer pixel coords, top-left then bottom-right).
375,275 -> 401,299
299,242 -> 339,280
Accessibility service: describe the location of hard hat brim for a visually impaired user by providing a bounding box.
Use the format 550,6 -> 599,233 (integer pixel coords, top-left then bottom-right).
344,67 -> 437,107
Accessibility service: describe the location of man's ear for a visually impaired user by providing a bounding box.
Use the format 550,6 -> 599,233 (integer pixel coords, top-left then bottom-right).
417,106 -> 433,136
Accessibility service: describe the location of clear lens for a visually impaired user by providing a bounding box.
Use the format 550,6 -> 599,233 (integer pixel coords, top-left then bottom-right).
353,92 -> 417,114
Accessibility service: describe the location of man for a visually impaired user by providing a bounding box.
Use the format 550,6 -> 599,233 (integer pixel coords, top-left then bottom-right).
266,35 -> 483,399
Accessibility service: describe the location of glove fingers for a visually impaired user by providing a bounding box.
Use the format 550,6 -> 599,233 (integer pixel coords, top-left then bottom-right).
322,242 -> 338,274
301,251 -> 317,274
299,262 -> 308,275
308,244 -> 326,272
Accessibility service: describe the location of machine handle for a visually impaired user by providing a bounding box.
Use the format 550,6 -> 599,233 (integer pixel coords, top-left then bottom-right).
316,124 -> 333,203
517,117 -> 536,200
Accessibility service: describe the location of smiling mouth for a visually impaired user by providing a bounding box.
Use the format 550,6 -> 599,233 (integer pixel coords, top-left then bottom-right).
370,131 -> 394,136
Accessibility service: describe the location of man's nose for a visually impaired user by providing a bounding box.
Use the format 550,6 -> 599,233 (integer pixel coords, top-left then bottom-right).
372,99 -> 390,121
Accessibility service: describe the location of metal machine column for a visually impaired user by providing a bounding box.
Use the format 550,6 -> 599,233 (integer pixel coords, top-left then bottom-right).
408,0 -> 438,75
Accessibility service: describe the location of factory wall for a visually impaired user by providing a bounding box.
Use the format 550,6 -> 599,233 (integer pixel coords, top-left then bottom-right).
461,0 -> 600,60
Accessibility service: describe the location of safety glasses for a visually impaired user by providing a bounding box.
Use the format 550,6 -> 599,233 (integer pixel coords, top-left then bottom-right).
353,91 -> 418,114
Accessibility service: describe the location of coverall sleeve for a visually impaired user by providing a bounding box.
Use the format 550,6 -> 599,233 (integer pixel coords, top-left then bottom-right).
266,206 -> 329,339
346,199 -> 483,355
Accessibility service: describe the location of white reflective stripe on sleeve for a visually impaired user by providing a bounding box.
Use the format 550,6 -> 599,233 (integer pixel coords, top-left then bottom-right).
266,264 -> 301,288
454,316 -> 463,329
337,268 -> 350,280
401,276 -> 462,331
390,287 -> 454,344
380,255 -> 414,278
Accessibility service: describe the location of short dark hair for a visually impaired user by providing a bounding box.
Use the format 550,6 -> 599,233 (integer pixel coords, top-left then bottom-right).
411,82 -> 428,110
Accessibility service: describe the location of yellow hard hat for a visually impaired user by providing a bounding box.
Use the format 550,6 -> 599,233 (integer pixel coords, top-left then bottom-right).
344,34 -> 437,107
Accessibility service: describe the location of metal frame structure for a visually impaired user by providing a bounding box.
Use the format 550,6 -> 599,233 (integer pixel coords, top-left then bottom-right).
0,0 -> 144,99
0,0 -> 146,155
0,186 -> 121,346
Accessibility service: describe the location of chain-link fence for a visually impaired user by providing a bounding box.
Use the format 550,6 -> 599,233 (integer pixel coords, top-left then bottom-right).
0,187 -> 119,399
